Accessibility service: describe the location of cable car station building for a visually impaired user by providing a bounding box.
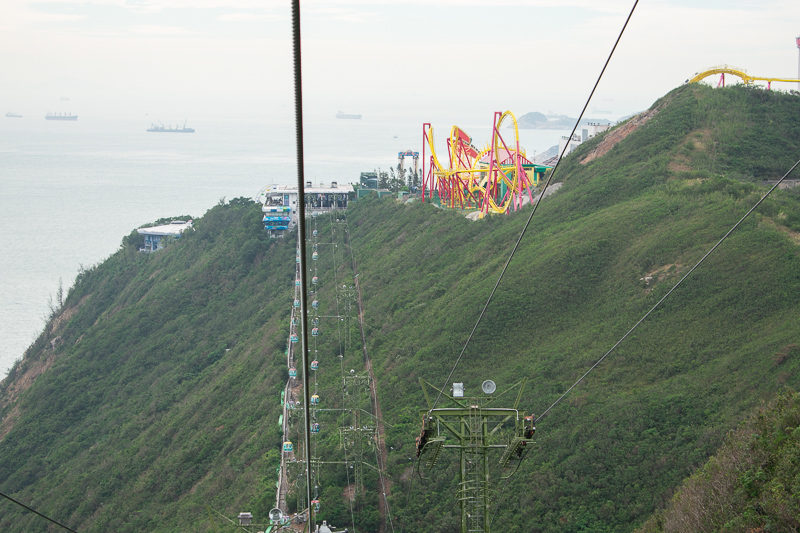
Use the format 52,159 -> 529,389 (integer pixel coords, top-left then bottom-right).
260,181 -> 351,235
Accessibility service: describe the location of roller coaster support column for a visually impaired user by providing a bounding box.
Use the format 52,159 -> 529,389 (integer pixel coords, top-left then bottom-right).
422,123 -> 431,202
797,36 -> 800,91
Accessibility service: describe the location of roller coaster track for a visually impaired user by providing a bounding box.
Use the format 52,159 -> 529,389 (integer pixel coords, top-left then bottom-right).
689,65 -> 800,87
422,111 -> 549,216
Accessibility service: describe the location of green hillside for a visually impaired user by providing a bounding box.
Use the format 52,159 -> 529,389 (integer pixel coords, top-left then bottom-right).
1,83 -> 800,532
637,390 -> 800,532
0,199 -> 295,531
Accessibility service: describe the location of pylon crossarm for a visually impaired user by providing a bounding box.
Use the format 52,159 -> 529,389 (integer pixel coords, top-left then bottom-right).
488,413 -> 516,436
418,409 -> 462,439
419,378 -> 470,409
472,377 -> 526,408
428,407 -> 522,416
442,444 -> 509,449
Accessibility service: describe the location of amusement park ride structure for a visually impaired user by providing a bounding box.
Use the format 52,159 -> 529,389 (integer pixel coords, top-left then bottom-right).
422,111 -> 551,217
397,149 -> 419,177
689,64 -> 800,90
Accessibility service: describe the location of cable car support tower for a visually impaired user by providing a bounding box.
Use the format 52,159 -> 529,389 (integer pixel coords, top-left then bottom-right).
415,379 -> 536,533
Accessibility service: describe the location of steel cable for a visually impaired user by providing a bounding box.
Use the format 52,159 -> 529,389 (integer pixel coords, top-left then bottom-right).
0,489 -> 78,533
539,155 -> 800,420
431,0 -> 640,412
290,0 -> 314,527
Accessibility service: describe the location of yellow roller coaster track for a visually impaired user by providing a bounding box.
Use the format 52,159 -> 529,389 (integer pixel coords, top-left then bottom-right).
689,65 -> 800,86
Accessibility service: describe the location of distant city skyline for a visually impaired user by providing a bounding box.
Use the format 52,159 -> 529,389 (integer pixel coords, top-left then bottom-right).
1,1 -> 799,123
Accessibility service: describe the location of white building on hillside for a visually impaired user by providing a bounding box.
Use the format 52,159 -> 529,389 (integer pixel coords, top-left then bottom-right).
137,220 -> 193,252
558,122 -> 613,159
260,181 -> 351,235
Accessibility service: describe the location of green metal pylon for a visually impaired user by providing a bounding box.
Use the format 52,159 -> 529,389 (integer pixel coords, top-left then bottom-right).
415,379 -> 536,533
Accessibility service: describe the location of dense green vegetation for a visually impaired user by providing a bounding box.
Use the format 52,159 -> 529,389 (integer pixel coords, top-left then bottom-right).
1,84 -> 799,532
0,198 -> 294,531
638,389 -> 800,532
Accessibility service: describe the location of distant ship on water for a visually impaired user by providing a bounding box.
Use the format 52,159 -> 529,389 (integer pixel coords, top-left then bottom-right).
6,112 -> 22,118
45,112 -> 78,121
147,121 -> 195,133
336,111 -> 362,120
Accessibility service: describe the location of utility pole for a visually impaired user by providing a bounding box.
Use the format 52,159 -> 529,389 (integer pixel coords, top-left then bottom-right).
339,372 -> 376,497
415,379 -> 536,533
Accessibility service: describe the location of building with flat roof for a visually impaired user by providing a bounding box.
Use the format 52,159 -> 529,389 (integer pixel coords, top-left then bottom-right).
136,220 -> 193,252
260,182 -> 351,234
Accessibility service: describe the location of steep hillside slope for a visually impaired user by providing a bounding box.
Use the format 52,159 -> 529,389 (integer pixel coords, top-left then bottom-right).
346,84 -> 800,531
0,84 -> 799,532
0,199 -> 295,531
637,389 -> 800,532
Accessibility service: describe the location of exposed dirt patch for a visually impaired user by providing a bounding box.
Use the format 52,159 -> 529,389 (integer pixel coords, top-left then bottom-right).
0,351 -> 57,439
640,263 -> 684,294
0,405 -> 21,441
691,129 -> 712,151
774,344 -> 799,366
668,129 -> 713,173
0,297 -> 87,439
49,302 -> 79,333
290,381 -> 303,402
0,350 -> 58,408
354,270 -> 391,532
761,217 -> 800,245
668,159 -> 692,173
681,178 -> 705,187
581,104 -> 664,165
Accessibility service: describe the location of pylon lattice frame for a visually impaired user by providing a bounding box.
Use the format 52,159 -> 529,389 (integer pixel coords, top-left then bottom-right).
415,379 -> 536,533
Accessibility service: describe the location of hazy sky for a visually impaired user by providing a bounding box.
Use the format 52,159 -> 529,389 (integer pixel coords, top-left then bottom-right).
2,0 -> 799,123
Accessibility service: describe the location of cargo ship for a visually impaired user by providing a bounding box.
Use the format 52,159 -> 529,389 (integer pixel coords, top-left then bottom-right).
45,112 -> 78,121
147,121 -> 195,133
335,111 -> 362,120
6,112 -> 22,118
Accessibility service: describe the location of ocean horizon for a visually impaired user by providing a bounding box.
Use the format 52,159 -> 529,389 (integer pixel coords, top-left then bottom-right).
0,114 -> 569,377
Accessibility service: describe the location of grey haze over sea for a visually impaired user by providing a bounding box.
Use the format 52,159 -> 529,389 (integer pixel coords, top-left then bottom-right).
0,114 -> 569,378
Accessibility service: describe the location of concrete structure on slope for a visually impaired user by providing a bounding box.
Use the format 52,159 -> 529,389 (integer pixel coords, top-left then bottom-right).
136,220 -> 193,252
558,122 -> 612,159
259,182 -> 351,235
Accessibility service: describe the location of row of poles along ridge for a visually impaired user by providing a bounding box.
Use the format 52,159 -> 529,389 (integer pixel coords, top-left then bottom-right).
277,212 -> 390,532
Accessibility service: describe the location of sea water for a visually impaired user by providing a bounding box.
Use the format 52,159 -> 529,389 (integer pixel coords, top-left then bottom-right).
0,114 -> 569,377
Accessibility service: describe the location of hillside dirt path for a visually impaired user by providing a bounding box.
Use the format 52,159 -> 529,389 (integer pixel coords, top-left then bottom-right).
352,260 -> 391,533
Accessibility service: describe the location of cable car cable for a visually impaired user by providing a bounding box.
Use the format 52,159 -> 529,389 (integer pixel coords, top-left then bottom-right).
0,489 -> 78,533
290,0 -> 315,527
430,0 -> 640,412
538,155 -> 800,421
